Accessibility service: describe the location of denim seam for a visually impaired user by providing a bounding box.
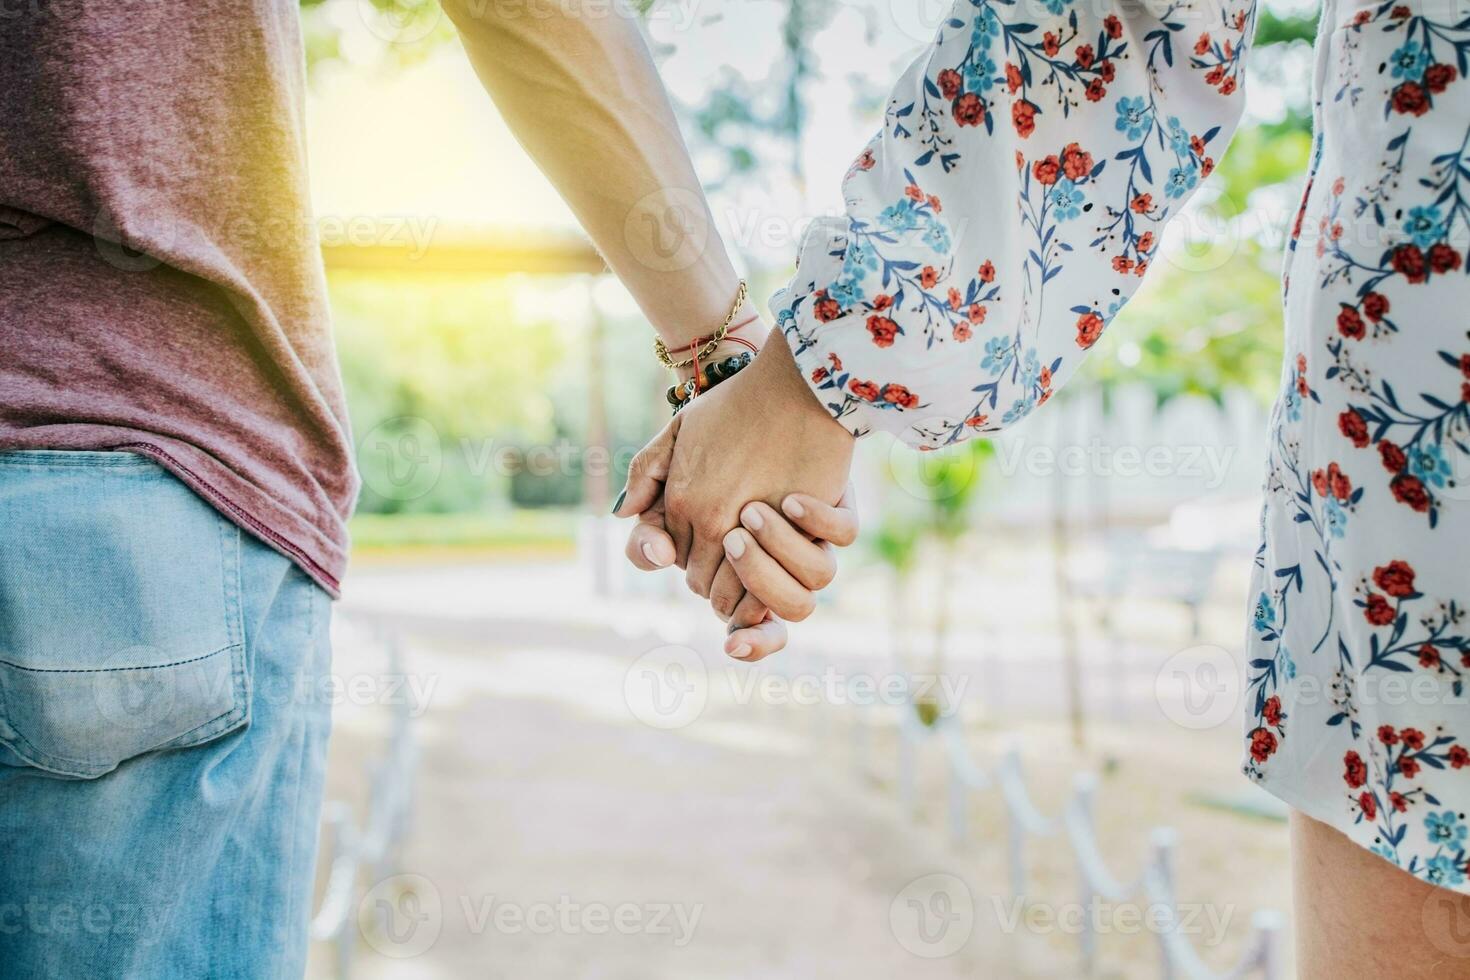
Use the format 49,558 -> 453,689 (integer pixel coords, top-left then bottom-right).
0,643 -> 237,674
0,451 -> 156,469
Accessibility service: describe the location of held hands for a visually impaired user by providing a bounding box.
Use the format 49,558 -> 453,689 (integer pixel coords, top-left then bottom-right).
613,327 -> 858,660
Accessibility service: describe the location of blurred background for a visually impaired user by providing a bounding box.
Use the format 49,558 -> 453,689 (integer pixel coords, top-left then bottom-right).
297,0 -> 1319,976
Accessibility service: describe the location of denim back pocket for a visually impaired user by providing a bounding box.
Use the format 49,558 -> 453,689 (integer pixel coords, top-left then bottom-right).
0,451 -> 247,779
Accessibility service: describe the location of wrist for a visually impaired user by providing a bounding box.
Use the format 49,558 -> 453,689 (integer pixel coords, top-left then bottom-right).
750,326 -> 856,443
672,301 -> 765,383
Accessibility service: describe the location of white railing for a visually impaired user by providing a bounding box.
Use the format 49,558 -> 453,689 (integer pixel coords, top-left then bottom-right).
838,666 -> 1284,980
309,628 -> 419,979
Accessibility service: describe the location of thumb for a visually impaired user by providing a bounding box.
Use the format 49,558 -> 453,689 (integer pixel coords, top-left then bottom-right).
614,414 -> 681,518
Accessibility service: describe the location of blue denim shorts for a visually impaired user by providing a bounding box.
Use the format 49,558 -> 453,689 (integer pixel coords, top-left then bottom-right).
0,451 -> 334,978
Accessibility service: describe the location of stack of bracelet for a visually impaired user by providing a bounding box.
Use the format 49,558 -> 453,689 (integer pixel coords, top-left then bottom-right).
665,350 -> 753,413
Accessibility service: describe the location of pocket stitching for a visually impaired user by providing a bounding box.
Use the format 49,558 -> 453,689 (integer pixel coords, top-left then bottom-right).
0,644 -> 237,674
0,643 -> 248,776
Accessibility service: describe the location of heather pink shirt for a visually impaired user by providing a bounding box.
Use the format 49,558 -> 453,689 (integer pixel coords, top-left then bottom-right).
0,1 -> 357,594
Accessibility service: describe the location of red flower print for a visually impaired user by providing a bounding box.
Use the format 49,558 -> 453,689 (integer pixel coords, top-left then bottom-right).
1426,63 -> 1457,94
1137,231 -> 1154,253
1332,177 -> 1346,196
1391,791 -> 1409,812
814,293 -> 843,322
906,184 -> 924,202
866,315 -> 899,348
928,195 -> 943,213
849,379 -> 879,401
1360,792 -> 1377,820
1006,63 -> 1022,94
1039,366 -> 1052,388
947,287 -> 963,311
1194,33 -> 1210,56
1329,463 -> 1352,502
1379,725 -> 1399,745
1391,473 -> 1431,512
1380,440 -> 1407,472
953,323 -> 972,342
1337,305 -> 1366,340
1362,292 -> 1389,322
965,414 -> 989,428
953,93 -> 986,127
1463,382 -> 1470,403
854,149 -> 876,171
1263,696 -> 1283,727
1429,243 -> 1462,275
811,367 -> 829,384
1190,135 -> 1206,157
938,68 -> 963,100
1085,79 -> 1107,102
1204,66 -> 1225,87
1075,44 -> 1094,69
1219,77 -> 1237,96
1372,560 -> 1416,598
1099,60 -> 1116,83
1201,157 -> 1216,178
1344,751 -> 1368,788
1353,9 -> 1371,24
1311,468 -> 1328,497
1451,746 -> 1470,769
1134,260 -> 1148,277
1420,644 -> 1441,668
1033,155 -> 1061,185
1250,728 -> 1278,762
1461,353 -> 1470,379
1113,256 -> 1134,273
978,260 -> 996,283
1131,194 -> 1152,214
1401,757 -> 1422,778
827,352 -> 843,371
1061,143 -> 1093,181
1297,353 -> 1307,374
968,303 -> 987,323
1104,14 -> 1122,38
1012,101 -> 1036,138
883,384 -> 919,409
1339,410 -> 1369,448
1402,728 -> 1426,750
920,266 -> 940,289
1075,311 -> 1105,349
1042,32 -> 1060,57
872,293 -> 894,311
1392,81 -> 1430,116
1392,244 -> 1428,283
1364,594 -> 1396,626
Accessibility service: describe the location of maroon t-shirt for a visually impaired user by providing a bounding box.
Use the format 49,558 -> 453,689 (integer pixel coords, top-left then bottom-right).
0,2 -> 357,594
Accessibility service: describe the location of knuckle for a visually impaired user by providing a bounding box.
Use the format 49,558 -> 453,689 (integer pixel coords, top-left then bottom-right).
782,595 -> 816,623
710,589 -> 741,619
684,568 -> 709,599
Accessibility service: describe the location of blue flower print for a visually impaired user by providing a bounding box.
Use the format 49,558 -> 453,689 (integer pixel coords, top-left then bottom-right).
1404,206 -> 1446,249
1166,115 -> 1192,156
982,335 -> 1015,375
1426,810 -> 1468,846
1049,179 -> 1086,221
1427,854 -> 1466,888
1115,97 -> 1152,140
1253,592 -> 1275,634
1165,164 -> 1199,199
1408,442 -> 1450,487
1391,41 -> 1430,82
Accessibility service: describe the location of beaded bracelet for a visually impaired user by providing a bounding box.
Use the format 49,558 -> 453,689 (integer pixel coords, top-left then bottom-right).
665,351 -> 754,413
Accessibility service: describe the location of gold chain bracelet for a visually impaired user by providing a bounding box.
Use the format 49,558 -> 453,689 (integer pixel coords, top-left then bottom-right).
654,280 -> 748,370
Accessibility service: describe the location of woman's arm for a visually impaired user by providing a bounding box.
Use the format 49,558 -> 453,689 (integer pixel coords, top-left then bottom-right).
773,0 -> 1257,446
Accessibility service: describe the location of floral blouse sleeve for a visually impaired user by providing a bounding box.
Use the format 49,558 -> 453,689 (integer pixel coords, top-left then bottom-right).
771,0 -> 1255,446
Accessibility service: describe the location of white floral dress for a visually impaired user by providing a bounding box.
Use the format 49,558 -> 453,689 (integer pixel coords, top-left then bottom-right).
773,0 -> 1470,891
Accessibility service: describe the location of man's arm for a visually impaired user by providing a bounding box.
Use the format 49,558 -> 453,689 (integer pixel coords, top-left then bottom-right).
440,0 -> 755,349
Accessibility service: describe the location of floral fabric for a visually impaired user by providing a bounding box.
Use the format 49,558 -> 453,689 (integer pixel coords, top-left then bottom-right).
773,0 -> 1470,891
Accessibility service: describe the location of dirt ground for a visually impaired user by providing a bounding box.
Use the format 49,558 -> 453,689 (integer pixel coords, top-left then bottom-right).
303,557 -> 1292,980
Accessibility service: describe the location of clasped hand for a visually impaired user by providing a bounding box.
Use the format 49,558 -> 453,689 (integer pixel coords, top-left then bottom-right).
613,328 -> 857,660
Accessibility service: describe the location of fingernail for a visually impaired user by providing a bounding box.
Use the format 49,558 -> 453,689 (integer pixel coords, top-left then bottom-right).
728,643 -> 752,660
641,541 -> 668,567
740,504 -> 764,531
723,529 -> 746,559
611,488 -> 626,514
781,496 -> 805,519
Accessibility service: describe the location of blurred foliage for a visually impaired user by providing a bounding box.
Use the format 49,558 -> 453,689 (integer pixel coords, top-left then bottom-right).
350,509 -> 577,554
